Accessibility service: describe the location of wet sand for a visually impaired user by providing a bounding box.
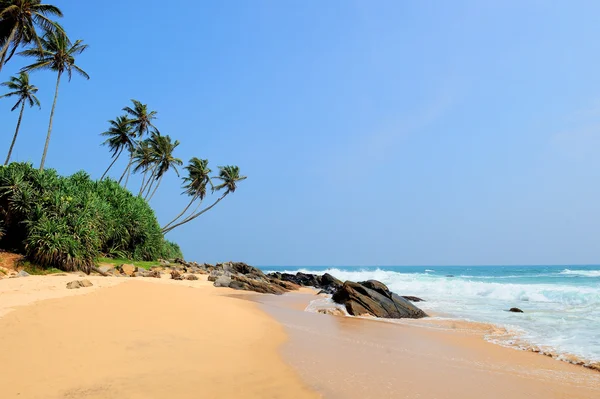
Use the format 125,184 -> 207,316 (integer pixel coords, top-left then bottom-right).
0,277 -> 318,399
256,292 -> 600,399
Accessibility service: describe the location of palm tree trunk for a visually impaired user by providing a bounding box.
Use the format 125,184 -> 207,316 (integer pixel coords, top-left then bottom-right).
142,166 -> 159,199
0,26 -> 17,73
138,168 -> 149,196
123,153 -> 133,188
40,71 -> 62,171
163,192 -> 228,234
5,101 -> 26,165
161,194 -> 200,230
100,147 -> 124,180
118,158 -> 131,184
147,174 -> 163,202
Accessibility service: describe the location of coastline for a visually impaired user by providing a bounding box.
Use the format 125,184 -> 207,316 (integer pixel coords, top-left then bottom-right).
0,274 -> 598,398
256,290 -> 600,399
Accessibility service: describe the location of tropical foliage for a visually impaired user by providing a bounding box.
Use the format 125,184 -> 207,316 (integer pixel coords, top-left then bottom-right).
0,162 -> 182,272
0,2 -> 247,271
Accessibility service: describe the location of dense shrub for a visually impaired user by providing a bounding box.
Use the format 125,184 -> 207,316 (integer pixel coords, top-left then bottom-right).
0,162 -> 182,272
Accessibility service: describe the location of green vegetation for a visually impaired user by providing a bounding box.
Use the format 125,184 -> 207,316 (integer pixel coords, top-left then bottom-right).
0,2 -> 246,272
19,261 -> 62,275
97,257 -> 161,271
0,162 -> 182,272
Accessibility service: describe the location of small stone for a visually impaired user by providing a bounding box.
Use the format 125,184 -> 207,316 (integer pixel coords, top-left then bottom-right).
66,279 -> 93,289
186,275 -> 199,281
119,264 -> 136,276
79,279 -> 93,287
18,270 -> 30,277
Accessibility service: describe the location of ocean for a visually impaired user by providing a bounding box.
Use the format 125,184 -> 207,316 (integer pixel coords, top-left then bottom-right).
262,265 -> 600,367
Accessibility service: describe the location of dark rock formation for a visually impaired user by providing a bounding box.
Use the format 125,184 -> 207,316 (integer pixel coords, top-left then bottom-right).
402,296 -> 425,303
332,281 -> 427,319
509,307 -> 524,313
186,274 -> 199,281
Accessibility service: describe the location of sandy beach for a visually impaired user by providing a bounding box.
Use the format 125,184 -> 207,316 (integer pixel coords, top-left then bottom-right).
0,275 -> 598,399
0,275 -> 318,399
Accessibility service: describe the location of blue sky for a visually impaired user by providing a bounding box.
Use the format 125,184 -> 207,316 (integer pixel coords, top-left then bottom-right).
2,1 -> 600,266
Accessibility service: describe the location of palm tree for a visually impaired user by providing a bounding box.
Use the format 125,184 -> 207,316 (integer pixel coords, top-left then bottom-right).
162,165 -> 246,234
0,0 -> 63,72
161,158 -> 212,231
144,133 -> 182,202
20,28 -> 89,170
121,99 -> 157,185
123,99 -> 157,138
100,116 -> 135,180
132,138 -> 155,195
0,72 -> 40,165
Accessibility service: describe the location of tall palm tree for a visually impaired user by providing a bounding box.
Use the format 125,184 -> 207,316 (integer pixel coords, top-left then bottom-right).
121,99 -> 157,185
20,28 -> 89,170
145,133 -> 182,202
100,116 -> 135,180
0,0 -> 63,72
161,158 -> 212,231
162,165 -> 246,233
0,72 -> 40,165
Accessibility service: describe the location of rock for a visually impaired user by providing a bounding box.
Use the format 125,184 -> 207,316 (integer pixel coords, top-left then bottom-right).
269,278 -> 301,291
133,272 -> 145,277
332,280 -> 427,319
51,273 -> 69,276
79,279 -> 93,287
402,296 -> 425,302
171,270 -> 184,280
119,264 -> 136,276
446,275 -> 455,278
186,274 -> 199,281
321,273 -> 343,289
227,274 -> 287,295
317,308 -> 346,316
98,266 -> 114,274
18,270 -> 30,277
66,279 -> 93,289
214,275 -> 232,287
208,269 -> 230,282
148,270 -> 162,278
509,307 -> 524,313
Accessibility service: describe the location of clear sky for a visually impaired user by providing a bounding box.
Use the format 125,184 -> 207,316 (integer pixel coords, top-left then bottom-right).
2,1 -> 600,266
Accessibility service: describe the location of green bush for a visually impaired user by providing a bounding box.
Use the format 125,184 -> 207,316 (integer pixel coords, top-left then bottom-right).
0,162 -> 182,272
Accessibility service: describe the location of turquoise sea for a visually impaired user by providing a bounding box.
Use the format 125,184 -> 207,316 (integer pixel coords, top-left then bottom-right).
263,265 -> 600,367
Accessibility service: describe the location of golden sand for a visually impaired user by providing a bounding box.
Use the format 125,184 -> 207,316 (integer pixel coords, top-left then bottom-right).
0,276 -> 318,399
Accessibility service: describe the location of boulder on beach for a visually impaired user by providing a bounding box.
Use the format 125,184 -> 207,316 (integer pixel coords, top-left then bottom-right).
66,279 -> 93,289
332,280 -> 427,319
119,264 -> 136,276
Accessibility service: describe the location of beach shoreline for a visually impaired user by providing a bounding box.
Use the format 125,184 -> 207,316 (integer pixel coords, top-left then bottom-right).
0,274 -> 598,398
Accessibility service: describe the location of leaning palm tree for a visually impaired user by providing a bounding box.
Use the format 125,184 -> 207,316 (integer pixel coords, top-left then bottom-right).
161,158 -> 212,231
0,0 -> 63,72
162,165 -> 246,233
120,99 -> 158,185
0,72 -> 40,165
132,138 -> 156,195
20,28 -> 89,170
99,115 -> 135,180
144,133 -> 182,202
